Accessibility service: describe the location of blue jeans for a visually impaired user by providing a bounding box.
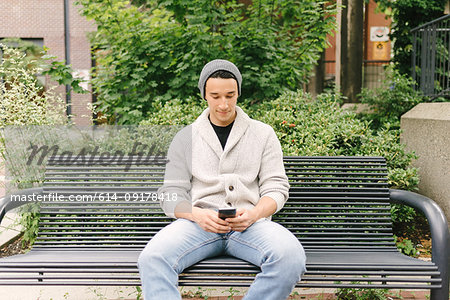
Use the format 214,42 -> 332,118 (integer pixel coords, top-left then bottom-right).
138,218 -> 306,300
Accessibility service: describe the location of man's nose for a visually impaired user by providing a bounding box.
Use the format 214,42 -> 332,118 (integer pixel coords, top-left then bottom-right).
218,97 -> 229,108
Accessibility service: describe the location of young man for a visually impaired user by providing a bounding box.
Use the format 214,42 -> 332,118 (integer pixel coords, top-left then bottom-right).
138,59 -> 306,300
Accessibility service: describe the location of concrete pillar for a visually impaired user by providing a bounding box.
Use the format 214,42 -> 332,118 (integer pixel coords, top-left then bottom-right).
401,103 -> 450,223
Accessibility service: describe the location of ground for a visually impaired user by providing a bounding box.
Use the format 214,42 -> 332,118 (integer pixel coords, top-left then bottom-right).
0,233 -> 30,258
393,214 -> 432,259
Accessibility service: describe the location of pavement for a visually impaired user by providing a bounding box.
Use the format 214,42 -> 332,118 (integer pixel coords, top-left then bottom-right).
0,286 -> 342,300
0,285 -> 431,300
0,210 -> 23,249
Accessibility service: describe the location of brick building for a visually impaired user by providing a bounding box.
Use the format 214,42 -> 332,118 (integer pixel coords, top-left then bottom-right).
324,0 -> 392,90
0,0 -> 95,125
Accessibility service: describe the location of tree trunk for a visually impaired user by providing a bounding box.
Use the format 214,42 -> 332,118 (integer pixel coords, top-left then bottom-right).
307,51 -> 325,97
339,0 -> 364,103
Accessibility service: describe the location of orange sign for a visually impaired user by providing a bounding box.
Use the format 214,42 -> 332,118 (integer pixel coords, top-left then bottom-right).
373,42 -> 389,60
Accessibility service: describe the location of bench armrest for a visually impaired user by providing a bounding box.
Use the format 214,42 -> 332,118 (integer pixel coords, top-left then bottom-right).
389,189 -> 449,297
0,187 -> 43,223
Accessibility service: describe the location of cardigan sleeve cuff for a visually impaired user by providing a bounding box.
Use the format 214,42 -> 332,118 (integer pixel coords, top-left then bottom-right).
161,196 -> 192,219
263,191 -> 287,213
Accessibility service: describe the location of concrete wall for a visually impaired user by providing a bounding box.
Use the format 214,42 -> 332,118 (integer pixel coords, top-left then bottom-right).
401,103 -> 450,223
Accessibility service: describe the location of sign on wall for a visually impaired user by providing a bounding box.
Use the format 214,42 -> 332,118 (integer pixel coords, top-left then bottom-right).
370,27 -> 390,42
373,42 -> 389,60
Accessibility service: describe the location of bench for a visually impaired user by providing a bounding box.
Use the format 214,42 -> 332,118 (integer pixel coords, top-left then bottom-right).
0,155 -> 448,299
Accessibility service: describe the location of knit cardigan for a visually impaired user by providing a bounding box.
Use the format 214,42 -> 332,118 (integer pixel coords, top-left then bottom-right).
159,106 -> 290,219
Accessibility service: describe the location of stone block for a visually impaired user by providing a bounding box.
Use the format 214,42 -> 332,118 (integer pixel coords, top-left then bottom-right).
401,103 -> 450,223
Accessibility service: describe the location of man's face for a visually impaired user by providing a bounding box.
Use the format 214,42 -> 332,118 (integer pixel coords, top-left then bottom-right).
204,77 -> 238,126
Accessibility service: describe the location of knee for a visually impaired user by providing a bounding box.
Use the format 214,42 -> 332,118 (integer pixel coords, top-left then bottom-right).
289,251 -> 307,279
138,248 -> 166,271
271,244 -> 306,280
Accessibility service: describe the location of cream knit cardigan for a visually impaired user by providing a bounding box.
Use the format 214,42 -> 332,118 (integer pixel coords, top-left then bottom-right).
159,106 -> 290,219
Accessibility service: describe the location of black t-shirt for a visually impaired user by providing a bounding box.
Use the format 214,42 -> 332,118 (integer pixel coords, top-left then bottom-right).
209,116 -> 234,150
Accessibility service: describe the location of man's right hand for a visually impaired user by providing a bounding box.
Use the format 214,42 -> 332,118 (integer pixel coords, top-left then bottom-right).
190,207 -> 232,233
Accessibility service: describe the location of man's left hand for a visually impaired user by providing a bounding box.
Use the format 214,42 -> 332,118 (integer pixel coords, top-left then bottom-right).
226,209 -> 259,232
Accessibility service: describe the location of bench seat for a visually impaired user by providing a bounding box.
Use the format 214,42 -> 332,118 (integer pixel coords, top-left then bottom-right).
0,249 -> 439,289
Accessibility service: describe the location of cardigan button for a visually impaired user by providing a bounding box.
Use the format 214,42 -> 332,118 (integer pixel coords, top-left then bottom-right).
228,185 -> 234,191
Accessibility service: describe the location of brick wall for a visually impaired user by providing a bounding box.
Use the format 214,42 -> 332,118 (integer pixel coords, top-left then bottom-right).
0,0 -> 96,126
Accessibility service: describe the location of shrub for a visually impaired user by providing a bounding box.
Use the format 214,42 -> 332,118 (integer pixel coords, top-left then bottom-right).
250,91 -> 418,224
358,66 -> 424,130
0,44 -> 67,189
249,90 -> 418,190
140,97 -> 205,126
75,0 -> 336,124
0,45 -> 66,129
145,90 -> 418,224
335,286 -> 392,300
0,44 -> 67,246
145,90 -> 419,194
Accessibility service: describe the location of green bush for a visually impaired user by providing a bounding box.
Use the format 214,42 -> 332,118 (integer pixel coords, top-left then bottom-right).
75,0 -> 336,124
358,66 -> 424,130
249,90 -> 418,191
0,45 -> 66,129
252,91 -> 419,225
140,97 -> 205,126
0,44 -> 68,246
0,44 -> 67,189
335,286 -> 393,300
1,38 -> 88,95
146,90 -> 419,225
145,90 -> 419,192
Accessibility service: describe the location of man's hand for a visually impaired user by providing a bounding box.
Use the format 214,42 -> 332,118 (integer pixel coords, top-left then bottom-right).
175,196 -> 278,233
226,208 -> 259,232
191,207 -> 232,233
226,196 -> 278,232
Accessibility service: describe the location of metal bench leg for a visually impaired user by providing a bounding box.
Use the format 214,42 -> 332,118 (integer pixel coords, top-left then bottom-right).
430,275 -> 449,300
390,189 -> 449,300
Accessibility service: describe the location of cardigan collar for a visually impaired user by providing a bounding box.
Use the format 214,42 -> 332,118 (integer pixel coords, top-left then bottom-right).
193,106 -> 251,158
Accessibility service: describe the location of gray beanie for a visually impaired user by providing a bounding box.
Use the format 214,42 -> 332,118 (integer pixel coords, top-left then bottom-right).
198,59 -> 242,99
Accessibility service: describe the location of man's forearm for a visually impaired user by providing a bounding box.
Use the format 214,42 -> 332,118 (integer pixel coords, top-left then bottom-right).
252,196 -> 277,219
173,202 -> 197,220
174,207 -> 199,221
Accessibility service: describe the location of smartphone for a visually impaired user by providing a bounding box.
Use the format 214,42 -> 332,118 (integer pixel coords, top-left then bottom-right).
218,208 -> 236,220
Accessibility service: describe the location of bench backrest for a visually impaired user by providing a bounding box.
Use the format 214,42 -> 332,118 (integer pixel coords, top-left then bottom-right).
276,156 -> 395,251
34,156 -> 396,251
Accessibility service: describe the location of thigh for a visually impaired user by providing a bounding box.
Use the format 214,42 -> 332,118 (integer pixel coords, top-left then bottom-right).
225,219 -> 306,267
140,218 -> 224,273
